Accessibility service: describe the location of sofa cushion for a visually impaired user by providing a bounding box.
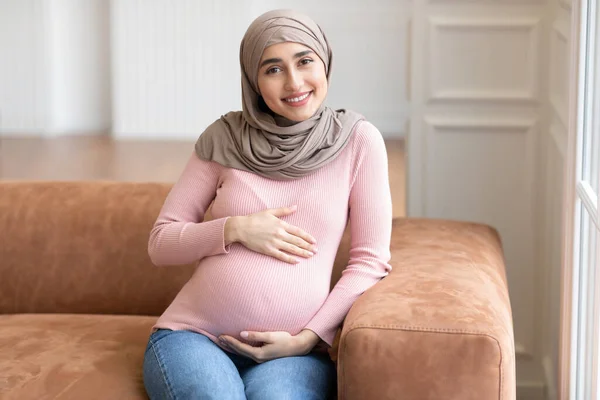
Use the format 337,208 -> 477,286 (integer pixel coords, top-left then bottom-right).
0,314 -> 154,399
0,181 -> 196,316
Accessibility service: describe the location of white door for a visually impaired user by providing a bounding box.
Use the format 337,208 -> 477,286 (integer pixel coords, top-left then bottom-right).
560,0 -> 600,398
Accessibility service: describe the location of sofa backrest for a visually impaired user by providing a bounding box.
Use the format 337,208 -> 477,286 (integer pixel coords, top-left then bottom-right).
0,181 -> 351,316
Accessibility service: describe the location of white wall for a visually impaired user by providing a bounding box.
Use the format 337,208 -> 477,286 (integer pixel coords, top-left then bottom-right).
0,0 -> 46,132
0,0 -> 408,137
110,0 -> 409,139
46,0 -> 111,134
0,0 -> 111,135
537,1 -> 571,399
110,0 -> 254,139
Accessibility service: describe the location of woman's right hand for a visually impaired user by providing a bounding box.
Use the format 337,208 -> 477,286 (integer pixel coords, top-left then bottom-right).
225,206 -> 318,264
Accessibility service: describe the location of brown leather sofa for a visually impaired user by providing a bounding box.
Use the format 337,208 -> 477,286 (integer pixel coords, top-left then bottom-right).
0,181 -> 516,399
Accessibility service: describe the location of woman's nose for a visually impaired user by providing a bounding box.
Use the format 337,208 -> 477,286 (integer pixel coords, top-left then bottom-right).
284,70 -> 302,92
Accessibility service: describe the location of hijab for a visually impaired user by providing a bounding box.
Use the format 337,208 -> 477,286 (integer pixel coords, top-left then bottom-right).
194,9 -> 364,180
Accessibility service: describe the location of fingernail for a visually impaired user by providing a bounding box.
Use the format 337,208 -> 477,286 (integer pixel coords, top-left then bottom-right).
240,331 -> 249,338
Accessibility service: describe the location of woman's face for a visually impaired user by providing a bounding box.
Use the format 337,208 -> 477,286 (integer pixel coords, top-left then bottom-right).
257,42 -> 328,122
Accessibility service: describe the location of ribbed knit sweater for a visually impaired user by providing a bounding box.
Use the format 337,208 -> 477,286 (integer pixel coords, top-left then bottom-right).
149,120 -> 392,346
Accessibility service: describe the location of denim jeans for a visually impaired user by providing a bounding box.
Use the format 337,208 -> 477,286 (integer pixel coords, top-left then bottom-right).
143,329 -> 336,400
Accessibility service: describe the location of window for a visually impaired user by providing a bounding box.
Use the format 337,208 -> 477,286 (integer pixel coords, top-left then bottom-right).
564,0 -> 600,397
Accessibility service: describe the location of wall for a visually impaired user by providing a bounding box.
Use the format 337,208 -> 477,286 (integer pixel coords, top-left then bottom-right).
110,0 -> 409,139
0,0 -> 46,132
0,0 -> 409,138
46,0 -> 111,134
538,0 -> 572,399
0,0 -> 111,135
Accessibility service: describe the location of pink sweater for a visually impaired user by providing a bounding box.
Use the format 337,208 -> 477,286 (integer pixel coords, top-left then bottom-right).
149,120 -> 392,346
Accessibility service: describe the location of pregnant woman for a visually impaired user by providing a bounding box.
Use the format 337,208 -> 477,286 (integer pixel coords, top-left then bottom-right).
142,8 -> 392,400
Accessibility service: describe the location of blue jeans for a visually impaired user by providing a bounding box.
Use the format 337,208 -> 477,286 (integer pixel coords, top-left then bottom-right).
143,329 -> 336,400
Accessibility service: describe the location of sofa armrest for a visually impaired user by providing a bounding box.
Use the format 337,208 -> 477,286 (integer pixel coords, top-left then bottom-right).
336,218 -> 516,400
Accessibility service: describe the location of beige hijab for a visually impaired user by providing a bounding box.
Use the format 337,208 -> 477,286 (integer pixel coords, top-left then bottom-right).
195,9 -> 364,180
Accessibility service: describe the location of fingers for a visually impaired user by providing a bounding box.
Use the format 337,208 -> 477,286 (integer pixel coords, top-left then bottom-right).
254,205 -> 318,264
283,223 -> 317,245
269,247 -> 300,264
282,228 -> 317,252
269,205 -> 297,218
218,340 -> 240,355
276,240 -> 314,259
220,335 -> 265,363
242,331 -> 272,343
269,242 -> 316,264
266,205 -> 318,246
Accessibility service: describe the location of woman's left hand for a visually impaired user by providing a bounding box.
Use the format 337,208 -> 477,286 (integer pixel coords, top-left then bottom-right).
218,329 -> 321,363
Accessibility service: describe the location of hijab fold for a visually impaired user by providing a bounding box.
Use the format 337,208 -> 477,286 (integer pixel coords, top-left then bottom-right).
195,9 -> 363,180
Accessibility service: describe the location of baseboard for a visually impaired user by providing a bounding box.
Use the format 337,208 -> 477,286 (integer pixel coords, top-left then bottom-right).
112,131 -> 197,141
0,130 -> 45,138
1,130 -> 108,138
518,380 -> 546,400
112,131 -> 407,141
543,355 -> 557,400
517,357 -> 547,400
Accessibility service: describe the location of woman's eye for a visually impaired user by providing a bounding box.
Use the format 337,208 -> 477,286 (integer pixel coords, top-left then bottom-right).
266,66 -> 281,74
300,58 -> 313,66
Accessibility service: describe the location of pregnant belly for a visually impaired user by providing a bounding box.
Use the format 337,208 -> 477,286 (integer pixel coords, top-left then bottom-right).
176,251 -> 330,337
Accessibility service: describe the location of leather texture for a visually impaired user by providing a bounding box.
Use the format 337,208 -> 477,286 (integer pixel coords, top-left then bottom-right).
0,314 -> 152,399
337,218 -> 515,400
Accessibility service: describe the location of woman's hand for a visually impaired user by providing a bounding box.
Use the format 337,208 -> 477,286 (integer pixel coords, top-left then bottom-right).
218,329 -> 321,363
225,206 -> 318,264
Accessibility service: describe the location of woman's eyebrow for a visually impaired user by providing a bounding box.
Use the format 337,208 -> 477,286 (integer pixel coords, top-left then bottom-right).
259,50 -> 314,68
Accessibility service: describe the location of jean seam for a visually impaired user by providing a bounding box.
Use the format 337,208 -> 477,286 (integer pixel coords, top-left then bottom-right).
149,337 -> 177,400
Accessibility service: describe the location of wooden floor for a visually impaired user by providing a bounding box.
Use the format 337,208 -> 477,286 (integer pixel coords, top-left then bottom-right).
0,135 -> 406,218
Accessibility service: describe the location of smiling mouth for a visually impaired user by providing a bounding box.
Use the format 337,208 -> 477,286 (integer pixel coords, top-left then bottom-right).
281,90 -> 312,107
282,91 -> 312,103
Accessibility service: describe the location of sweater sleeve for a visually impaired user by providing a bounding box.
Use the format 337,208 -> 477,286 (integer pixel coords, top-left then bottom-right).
148,152 -> 231,266
304,121 -> 393,345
